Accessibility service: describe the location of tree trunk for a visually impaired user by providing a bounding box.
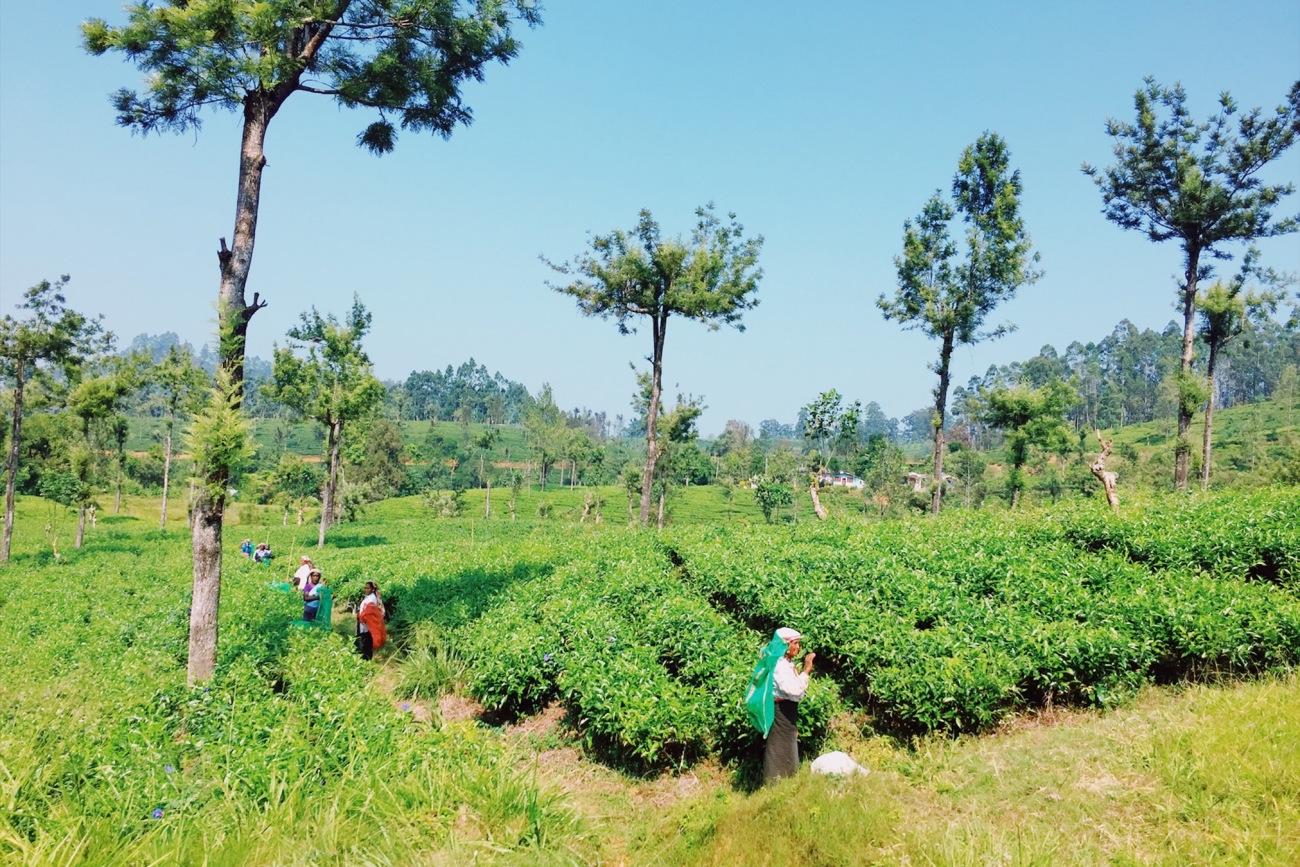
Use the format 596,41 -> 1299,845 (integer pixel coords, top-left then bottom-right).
639,317 -> 667,526
931,332 -> 955,515
809,480 -> 828,521
656,487 -> 666,530
76,505 -> 86,549
1200,342 -> 1219,492
319,419 -> 341,548
1089,432 -> 1119,513
160,424 -> 173,531
188,493 -> 223,684
1,357 -> 24,562
1174,246 -> 1202,491
187,97 -> 275,686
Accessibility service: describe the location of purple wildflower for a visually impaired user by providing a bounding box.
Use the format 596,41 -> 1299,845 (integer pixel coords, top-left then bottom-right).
152,808 -> 164,820
164,765 -> 175,774
401,703 -> 411,712
543,653 -> 552,662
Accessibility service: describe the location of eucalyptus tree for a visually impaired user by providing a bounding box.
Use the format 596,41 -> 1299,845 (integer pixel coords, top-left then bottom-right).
879,133 -> 1041,514
0,277 -> 103,562
981,379 -> 1076,508
800,389 -> 862,471
67,358 -> 141,546
1083,79 -> 1299,490
1196,251 -> 1290,490
85,0 -> 541,683
152,345 -> 210,530
472,427 -> 501,517
650,396 -> 704,530
271,298 -> 384,548
547,204 -> 763,525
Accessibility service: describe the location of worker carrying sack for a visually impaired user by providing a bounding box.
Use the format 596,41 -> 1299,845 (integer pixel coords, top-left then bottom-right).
744,631 -> 789,737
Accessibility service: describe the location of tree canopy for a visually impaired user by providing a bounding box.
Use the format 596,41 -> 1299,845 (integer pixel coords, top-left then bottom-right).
271,296 -> 385,547
879,132 -> 1041,514
1083,78 -> 1300,490
547,204 -> 763,525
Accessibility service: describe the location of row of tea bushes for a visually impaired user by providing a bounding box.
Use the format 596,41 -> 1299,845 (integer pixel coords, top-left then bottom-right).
665,492 -> 1300,733
453,534 -> 839,769
1035,489 -> 1300,587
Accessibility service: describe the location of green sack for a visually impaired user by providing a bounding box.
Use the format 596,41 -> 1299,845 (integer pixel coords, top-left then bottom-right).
744,632 -> 789,737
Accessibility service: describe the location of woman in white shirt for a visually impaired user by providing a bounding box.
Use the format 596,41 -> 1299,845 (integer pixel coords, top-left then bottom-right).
765,626 -> 815,784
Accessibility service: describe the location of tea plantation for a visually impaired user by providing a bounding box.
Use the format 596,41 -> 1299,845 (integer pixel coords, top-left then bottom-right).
1,488 -> 1297,864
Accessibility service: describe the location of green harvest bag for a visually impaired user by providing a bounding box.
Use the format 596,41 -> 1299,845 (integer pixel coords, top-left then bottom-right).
744,632 -> 789,737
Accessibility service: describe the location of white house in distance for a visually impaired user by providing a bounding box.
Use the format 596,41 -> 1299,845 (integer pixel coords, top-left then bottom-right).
817,471 -> 865,489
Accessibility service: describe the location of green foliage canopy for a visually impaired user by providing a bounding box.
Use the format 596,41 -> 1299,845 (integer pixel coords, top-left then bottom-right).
83,0 -> 542,153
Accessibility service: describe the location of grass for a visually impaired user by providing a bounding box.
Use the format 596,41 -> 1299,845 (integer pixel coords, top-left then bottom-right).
4,490 -> 1298,865
624,676 -> 1300,865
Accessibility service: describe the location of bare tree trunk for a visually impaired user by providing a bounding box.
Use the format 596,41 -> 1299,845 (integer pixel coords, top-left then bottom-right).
1200,343 -> 1220,492
160,424 -> 173,531
1174,247 -> 1202,491
809,479 -> 827,521
640,317 -> 667,526
1089,431 -> 1119,513
656,487 -> 666,530
188,97 -> 276,686
931,332 -> 954,515
189,494 -> 223,684
1,358 -> 24,562
319,419 -> 340,548
76,505 -> 86,549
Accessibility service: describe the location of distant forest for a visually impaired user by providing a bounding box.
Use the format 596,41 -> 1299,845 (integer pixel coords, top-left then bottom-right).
125,310 -> 1298,444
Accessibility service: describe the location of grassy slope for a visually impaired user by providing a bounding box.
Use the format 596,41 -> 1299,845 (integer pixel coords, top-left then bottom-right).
619,675 -> 1299,865
4,492 -> 1298,865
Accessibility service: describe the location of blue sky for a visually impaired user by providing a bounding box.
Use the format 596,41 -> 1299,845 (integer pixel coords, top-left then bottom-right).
2,1 -> 1298,435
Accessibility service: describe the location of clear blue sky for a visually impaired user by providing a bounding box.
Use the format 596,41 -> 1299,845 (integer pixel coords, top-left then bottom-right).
2,1 -> 1298,435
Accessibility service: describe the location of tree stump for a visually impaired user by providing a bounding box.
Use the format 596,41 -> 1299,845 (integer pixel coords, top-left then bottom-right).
1089,431 -> 1119,513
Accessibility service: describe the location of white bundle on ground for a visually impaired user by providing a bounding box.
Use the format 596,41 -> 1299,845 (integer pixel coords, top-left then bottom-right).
810,751 -> 869,776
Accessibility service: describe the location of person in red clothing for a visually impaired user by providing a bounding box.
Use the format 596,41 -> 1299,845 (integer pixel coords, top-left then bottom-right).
356,581 -> 386,660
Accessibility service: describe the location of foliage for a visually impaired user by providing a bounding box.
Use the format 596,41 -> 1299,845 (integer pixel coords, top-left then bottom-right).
83,0 -> 542,152
981,378 -> 1076,505
1083,78 -> 1300,488
547,204 -> 763,524
879,133 -> 1042,512
186,369 -> 256,501
800,389 -> 861,470
0,276 -> 106,558
752,477 -> 794,523
424,489 -> 463,518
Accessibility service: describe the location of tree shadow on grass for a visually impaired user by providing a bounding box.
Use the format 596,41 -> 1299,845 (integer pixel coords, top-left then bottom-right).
378,561 -> 554,653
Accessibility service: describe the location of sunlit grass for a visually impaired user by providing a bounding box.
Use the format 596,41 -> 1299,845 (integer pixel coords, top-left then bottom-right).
633,676 -> 1300,866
